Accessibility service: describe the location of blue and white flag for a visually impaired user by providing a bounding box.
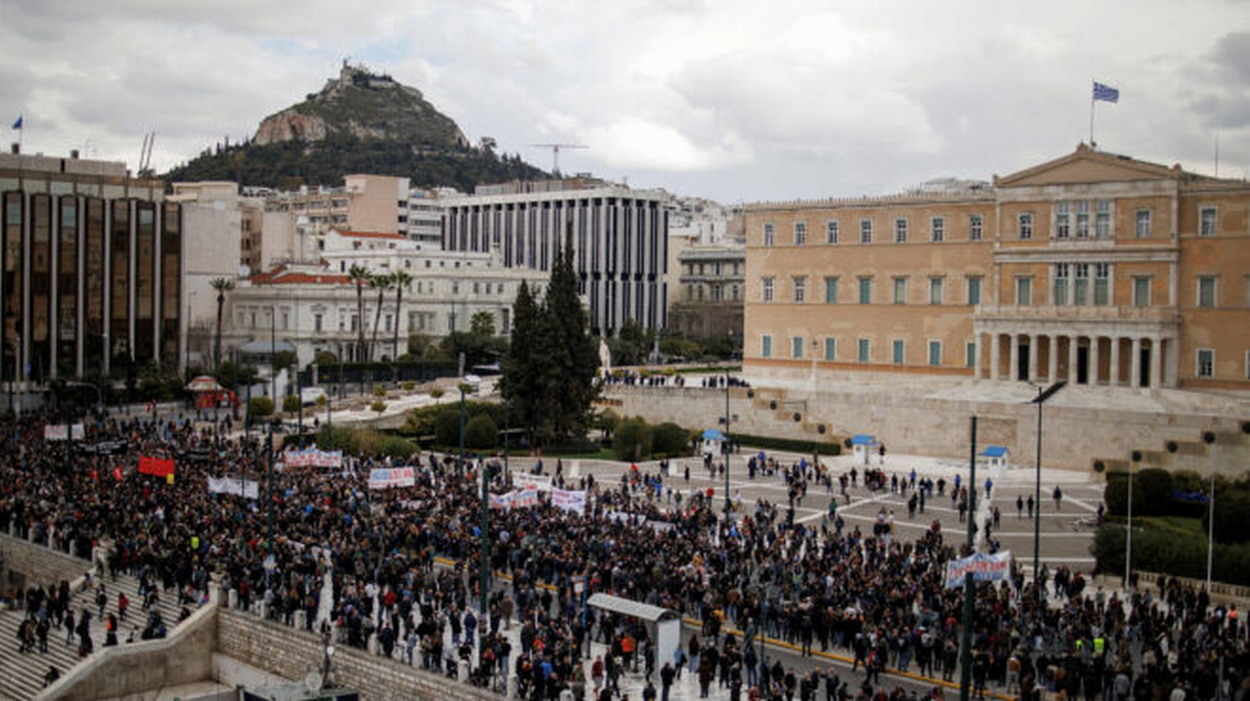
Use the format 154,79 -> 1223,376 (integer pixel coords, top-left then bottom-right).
1092,82 -> 1119,104
10,115 -> 21,130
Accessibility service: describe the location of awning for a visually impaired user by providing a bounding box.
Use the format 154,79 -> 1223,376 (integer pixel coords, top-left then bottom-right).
701,428 -> 726,441
851,434 -> 878,446
981,445 -> 1008,458
185,375 -> 224,392
587,593 -> 679,622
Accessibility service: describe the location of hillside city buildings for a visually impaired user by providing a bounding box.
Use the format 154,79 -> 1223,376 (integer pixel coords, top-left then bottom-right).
743,145 -> 1250,392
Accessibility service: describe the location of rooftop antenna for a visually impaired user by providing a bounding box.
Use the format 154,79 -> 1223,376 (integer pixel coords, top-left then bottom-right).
530,143 -> 586,177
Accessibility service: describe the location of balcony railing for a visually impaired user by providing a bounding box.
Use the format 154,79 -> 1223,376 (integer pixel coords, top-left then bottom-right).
975,304 -> 1180,324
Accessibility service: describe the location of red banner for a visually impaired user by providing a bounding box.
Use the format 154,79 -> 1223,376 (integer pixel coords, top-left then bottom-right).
138,456 -> 175,478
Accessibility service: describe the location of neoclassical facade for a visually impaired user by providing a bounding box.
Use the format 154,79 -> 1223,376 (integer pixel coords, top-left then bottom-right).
744,145 -> 1250,391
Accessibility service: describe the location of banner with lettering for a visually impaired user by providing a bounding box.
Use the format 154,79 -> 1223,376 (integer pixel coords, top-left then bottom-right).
944,550 -> 1013,589
44,423 -> 85,441
207,476 -> 260,500
282,447 -> 344,468
551,488 -> 587,515
368,467 -> 415,490
515,473 -> 553,492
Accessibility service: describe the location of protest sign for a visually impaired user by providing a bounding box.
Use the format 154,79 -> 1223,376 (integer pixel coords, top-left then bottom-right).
944,550 -> 1013,589
207,476 -> 260,499
367,467 -> 415,490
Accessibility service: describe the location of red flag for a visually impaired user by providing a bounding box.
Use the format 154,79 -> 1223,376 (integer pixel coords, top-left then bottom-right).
112,467 -> 123,482
138,456 -> 175,478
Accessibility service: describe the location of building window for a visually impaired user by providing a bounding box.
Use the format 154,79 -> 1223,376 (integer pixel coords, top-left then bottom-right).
1095,200 -> 1111,239
314,313 -> 323,333
966,277 -> 982,305
384,314 -> 393,333
858,277 -> 872,304
928,340 -> 942,366
792,336 -> 804,359
929,277 -> 944,305
969,215 -> 983,241
892,339 -> 905,364
1019,213 -> 1033,240
826,220 -> 839,244
1133,277 -> 1151,307
1197,349 -> 1214,378
1135,210 -> 1151,238
824,338 -> 836,361
1056,202 -> 1071,239
281,311 -> 290,330
407,312 -> 417,331
1076,201 -> 1090,238
860,219 -> 873,244
763,223 -> 775,246
761,277 -> 774,302
793,276 -> 806,303
1198,276 -> 1217,308
931,217 -> 945,242
858,338 -> 870,363
1053,263 -> 1069,305
824,276 -> 839,304
761,335 -> 773,358
1073,263 -> 1089,306
893,277 -> 907,304
794,221 -> 807,246
1015,277 -> 1033,306
894,218 -> 908,243
966,342 -> 977,368
1094,263 -> 1110,306
1200,207 -> 1217,236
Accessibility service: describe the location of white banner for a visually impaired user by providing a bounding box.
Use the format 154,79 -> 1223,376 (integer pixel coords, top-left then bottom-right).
944,550 -> 1013,589
368,467 -> 415,490
282,448 -> 344,468
489,489 -> 540,510
44,423 -> 85,441
515,473 -> 552,492
551,488 -> 586,515
207,476 -> 260,500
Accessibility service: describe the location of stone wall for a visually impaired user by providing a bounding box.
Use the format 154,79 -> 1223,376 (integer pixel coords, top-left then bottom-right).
604,385 -> 1250,475
0,532 -> 92,596
216,609 -> 500,701
36,602 -> 218,701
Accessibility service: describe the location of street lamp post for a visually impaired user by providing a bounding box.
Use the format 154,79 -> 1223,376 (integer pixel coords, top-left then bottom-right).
1126,458 -> 1135,591
959,416 -> 978,701
724,367 -> 731,519
269,307 -> 277,402
1028,381 -> 1064,584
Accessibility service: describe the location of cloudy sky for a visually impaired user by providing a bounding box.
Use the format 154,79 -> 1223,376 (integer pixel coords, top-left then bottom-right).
2,0 -> 1247,203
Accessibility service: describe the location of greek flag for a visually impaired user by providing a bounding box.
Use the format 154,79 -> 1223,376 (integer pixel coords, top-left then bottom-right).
10,115 -> 21,130
1092,82 -> 1119,103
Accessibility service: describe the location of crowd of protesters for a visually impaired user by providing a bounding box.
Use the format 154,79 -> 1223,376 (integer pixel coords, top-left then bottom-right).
0,405 -> 1246,701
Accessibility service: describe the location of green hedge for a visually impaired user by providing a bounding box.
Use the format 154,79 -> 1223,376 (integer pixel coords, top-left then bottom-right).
1103,468 -> 1173,517
1093,524 -> 1250,586
733,433 -> 842,456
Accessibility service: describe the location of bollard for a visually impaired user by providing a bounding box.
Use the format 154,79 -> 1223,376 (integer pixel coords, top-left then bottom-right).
458,659 -> 470,682
228,589 -> 238,609
508,674 -> 519,699
368,632 -> 379,655
258,602 -> 268,620
295,610 -> 307,630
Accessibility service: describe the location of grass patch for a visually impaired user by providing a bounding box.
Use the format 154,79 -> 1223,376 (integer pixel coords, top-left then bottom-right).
1135,515 -> 1205,538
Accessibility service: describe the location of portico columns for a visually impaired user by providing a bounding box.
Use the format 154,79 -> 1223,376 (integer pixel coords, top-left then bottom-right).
990,333 -> 1001,381
1028,334 -> 1040,383
1150,337 -> 1163,389
974,333 -> 984,380
1068,335 -> 1081,384
1089,335 -> 1100,386
1010,333 -> 1020,382
1109,336 -> 1121,387
1130,337 -> 1142,389
1048,336 -> 1059,383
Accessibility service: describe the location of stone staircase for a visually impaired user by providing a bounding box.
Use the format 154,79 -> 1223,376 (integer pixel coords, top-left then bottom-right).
0,571 -> 191,701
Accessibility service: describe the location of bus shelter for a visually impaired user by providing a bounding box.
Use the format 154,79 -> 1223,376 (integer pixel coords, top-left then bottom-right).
587,593 -> 682,670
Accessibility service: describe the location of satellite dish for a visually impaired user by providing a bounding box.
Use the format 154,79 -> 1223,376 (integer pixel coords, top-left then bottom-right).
304,671 -> 324,693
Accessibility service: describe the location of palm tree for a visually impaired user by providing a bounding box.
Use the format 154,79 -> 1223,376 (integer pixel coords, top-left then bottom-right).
390,269 -> 413,362
368,272 -> 394,362
348,264 -> 372,363
210,277 -> 235,373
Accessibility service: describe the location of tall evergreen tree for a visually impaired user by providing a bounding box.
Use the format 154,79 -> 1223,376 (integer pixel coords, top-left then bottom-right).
539,231 -> 600,443
502,280 -> 539,436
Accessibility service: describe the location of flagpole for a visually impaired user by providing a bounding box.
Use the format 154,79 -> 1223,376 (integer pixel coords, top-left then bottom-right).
1089,85 -> 1096,148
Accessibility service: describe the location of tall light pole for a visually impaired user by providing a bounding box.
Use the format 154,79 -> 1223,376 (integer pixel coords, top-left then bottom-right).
1206,473 -> 1216,592
959,416 -> 978,701
269,306 -> 277,402
1125,458 -> 1135,591
723,367 -> 731,519
1028,381 -> 1064,584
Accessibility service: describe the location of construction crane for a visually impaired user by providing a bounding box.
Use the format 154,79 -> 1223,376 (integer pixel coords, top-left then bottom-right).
530,143 -> 586,176
137,132 -> 156,175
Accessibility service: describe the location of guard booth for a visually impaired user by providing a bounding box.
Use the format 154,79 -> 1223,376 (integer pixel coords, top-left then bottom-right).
980,445 -> 1010,469
700,428 -> 727,457
851,434 -> 879,466
588,593 -> 681,672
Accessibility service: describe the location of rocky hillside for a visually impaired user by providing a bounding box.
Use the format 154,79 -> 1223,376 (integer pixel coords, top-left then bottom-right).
163,63 -> 548,190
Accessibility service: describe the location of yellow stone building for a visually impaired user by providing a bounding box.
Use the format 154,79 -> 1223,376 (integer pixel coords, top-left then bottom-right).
744,145 -> 1250,392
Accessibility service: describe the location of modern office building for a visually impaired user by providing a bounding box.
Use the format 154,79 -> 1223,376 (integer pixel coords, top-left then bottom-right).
0,149 -> 182,385
441,179 -> 670,337
744,145 -> 1250,392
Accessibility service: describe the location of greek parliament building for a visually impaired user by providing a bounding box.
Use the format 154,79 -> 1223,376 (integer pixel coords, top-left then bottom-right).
743,145 -> 1250,392
0,150 -> 181,385
440,179 -> 669,337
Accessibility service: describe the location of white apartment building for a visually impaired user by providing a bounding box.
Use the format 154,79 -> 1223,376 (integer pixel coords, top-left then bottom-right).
226,228 -> 547,366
